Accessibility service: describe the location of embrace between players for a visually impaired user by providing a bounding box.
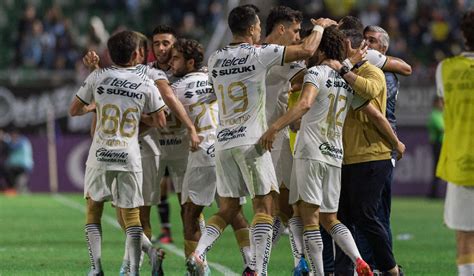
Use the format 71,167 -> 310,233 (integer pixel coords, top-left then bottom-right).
70,4 -> 412,276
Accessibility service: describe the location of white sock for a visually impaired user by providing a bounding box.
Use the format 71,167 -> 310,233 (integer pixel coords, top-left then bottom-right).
272,216 -> 284,246
329,223 -> 361,263
288,217 -> 304,266
195,224 -> 222,259
240,245 -> 252,269
303,227 -> 324,276
253,220 -> 273,275
249,226 -> 256,270
85,224 -> 102,273
198,215 -> 207,263
126,226 -> 143,274
458,263 -> 474,276
141,233 -> 153,252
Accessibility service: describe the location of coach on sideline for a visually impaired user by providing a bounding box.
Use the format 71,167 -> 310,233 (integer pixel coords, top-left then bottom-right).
324,24 -> 405,275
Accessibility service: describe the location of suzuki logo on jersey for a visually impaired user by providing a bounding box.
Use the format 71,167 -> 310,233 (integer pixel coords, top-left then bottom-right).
184,91 -> 194,98
109,78 -> 142,90
106,88 -> 143,99
217,65 -> 256,76
97,86 -> 105,95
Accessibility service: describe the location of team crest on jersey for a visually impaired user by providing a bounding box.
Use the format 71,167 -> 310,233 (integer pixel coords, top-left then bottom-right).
101,77 -> 114,85
186,82 -> 195,89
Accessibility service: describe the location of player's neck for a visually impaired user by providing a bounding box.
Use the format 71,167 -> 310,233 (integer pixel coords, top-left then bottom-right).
156,62 -> 171,71
231,35 -> 253,45
264,33 -> 284,45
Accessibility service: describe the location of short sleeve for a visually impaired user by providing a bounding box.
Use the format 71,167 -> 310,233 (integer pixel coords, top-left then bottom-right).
76,70 -> 98,105
435,62 -> 444,98
257,44 -> 286,68
147,67 -> 169,83
145,82 -> 166,114
303,67 -> 323,89
351,94 -> 370,110
288,61 -> 306,82
366,49 -> 388,69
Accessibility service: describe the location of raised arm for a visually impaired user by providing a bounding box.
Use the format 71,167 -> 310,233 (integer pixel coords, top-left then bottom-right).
155,80 -> 200,151
260,83 -> 318,151
283,18 -> 336,63
382,56 -> 412,76
360,103 -> 405,159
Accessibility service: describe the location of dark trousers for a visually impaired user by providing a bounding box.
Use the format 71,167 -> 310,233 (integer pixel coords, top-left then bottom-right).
334,160 -> 396,274
354,162 -> 394,269
429,142 -> 443,198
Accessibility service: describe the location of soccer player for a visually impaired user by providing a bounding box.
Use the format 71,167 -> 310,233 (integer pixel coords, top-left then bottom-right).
263,6 -> 306,257
69,30 -> 166,276
260,25 -> 373,276
187,4 -> 335,275
435,10 -> 474,276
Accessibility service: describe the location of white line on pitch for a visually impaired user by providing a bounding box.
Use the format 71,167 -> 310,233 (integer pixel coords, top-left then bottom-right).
53,194 -> 238,276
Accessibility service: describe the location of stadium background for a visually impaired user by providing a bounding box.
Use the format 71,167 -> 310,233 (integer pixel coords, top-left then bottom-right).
1,0 -> 470,196
0,0 -> 471,275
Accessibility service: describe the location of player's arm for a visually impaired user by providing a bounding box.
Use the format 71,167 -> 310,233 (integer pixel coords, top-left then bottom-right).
260,83 -> 318,151
360,103 -> 405,160
155,79 -> 200,151
69,97 -> 96,116
142,111 -> 166,128
382,56 -> 412,76
323,59 -> 384,100
283,18 -> 336,63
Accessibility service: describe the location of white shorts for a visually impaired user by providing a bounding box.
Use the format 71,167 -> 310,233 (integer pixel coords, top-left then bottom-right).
289,158 -> 341,213
444,182 -> 474,231
270,133 -> 293,188
158,157 -> 188,194
141,155 -> 161,206
215,144 -> 278,198
181,150 -> 217,206
84,167 -> 143,208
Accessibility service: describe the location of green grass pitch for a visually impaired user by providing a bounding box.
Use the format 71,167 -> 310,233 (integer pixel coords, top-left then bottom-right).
0,194 -> 457,275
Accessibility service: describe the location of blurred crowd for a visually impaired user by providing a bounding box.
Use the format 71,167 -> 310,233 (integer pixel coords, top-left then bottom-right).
0,129 -> 33,195
7,0 -> 473,83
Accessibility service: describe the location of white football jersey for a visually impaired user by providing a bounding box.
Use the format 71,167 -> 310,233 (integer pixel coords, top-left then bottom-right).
175,71 -> 218,165
137,63 -> 168,157
266,60 -> 305,142
76,65 -> 165,171
208,43 -> 285,150
294,65 -> 367,167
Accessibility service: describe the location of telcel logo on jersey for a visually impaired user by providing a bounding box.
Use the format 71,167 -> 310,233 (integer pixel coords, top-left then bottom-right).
212,55 -> 255,77
95,147 -> 128,163
217,126 -> 247,142
319,142 -> 343,160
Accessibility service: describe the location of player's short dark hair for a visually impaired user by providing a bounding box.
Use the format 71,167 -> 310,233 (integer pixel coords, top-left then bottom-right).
107,30 -> 140,66
228,4 -> 260,36
318,26 -> 346,62
152,25 -> 177,39
461,10 -> 474,50
174,38 -> 204,69
265,6 -> 303,36
341,29 -> 364,49
339,16 -> 363,33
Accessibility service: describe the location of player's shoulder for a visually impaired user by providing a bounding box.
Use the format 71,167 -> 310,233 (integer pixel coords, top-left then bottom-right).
306,65 -> 329,76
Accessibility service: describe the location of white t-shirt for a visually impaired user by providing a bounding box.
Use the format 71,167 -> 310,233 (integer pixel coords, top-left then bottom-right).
137,63 -> 169,157
366,49 -> 388,69
208,43 -> 286,150
76,65 -> 165,171
294,65 -> 367,167
175,71 -> 218,166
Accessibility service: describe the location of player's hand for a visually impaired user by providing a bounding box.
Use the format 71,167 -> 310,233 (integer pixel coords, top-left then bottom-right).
289,119 -> 301,132
259,127 -> 277,152
82,50 -> 100,70
189,128 -> 201,152
394,141 -> 406,160
86,102 -> 96,113
311,18 -> 337,28
348,40 -> 368,65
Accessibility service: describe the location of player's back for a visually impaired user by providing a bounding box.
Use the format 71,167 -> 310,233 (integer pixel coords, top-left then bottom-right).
78,65 -> 163,171
208,43 -> 285,149
295,65 -> 360,167
174,71 -> 217,152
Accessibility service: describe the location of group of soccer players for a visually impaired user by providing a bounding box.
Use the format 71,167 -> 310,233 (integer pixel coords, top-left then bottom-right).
69,3 -> 413,276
